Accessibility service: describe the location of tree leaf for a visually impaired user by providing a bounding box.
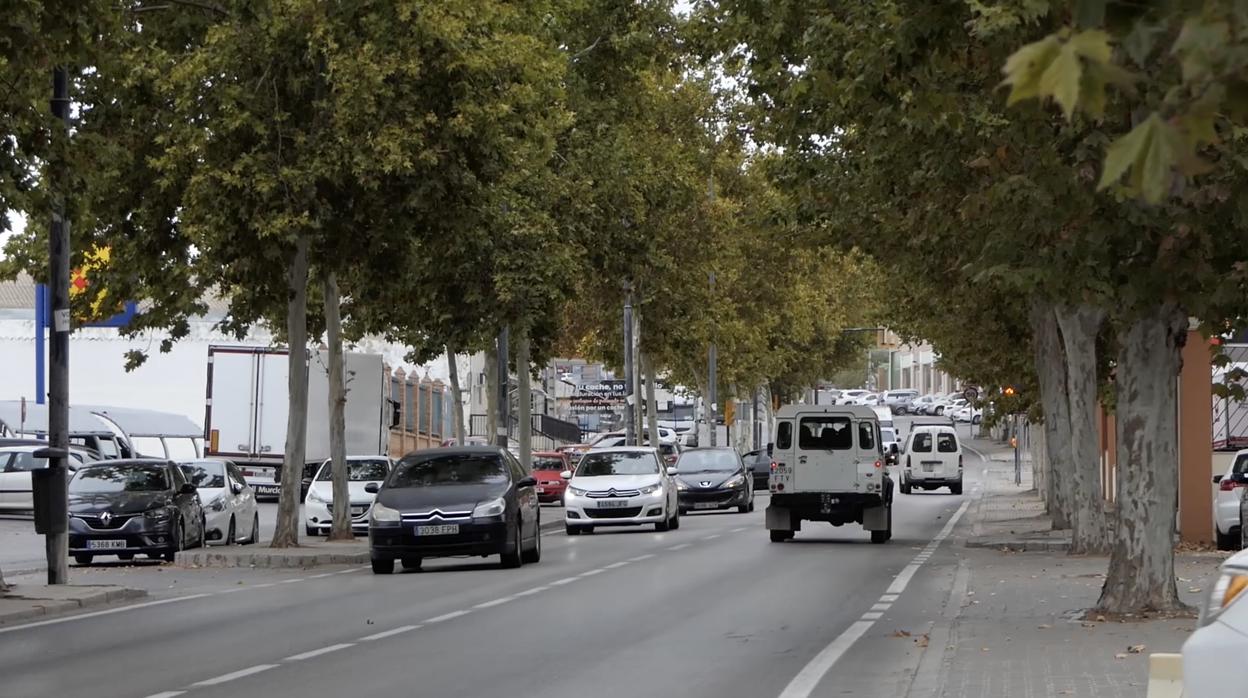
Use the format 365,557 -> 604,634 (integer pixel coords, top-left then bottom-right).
1039,43 -> 1083,120
1068,29 -> 1112,65
1098,113 -> 1160,191
1002,35 -> 1061,106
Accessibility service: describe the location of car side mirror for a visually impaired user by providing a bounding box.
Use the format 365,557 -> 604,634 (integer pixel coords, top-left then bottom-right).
517,476 -> 537,488
364,482 -> 381,494
231,482 -> 244,495
889,444 -> 899,455
179,483 -> 197,495
666,467 -> 679,476
560,470 -> 573,480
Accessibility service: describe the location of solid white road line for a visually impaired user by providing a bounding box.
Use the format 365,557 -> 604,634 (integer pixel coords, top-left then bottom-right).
423,610 -> 471,624
512,586 -> 548,597
0,593 -> 213,635
628,554 -> 655,562
284,643 -> 354,661
549,577 -> 578,586
190,664 -> 279,687
143,692 -> 187,698
776,499 -> 971,698
474,597 -> 514,609
359,624 -> 421,641
578,569 -> 604,577
604,561 -> 629,569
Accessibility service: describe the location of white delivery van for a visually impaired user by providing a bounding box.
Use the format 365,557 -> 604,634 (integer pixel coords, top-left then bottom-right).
899,425 -> 963,494
767,404 -> 893,544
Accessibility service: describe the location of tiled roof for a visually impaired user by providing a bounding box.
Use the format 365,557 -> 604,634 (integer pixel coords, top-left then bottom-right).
0,274 -> 35,310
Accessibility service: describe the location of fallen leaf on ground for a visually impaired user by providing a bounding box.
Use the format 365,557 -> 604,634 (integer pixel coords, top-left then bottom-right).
1081,622 -> 1096,628
892,630 -> 912,638
1115,653 -> 1128,659
1188,587 -> 1202,593
1037,624 -> 1052,629
916,634 -> 930,648
981,647 -> 990,652
1128,644 -> 1146,654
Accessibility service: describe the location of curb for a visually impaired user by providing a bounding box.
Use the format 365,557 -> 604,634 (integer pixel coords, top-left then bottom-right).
964,537 -> 1071,553
178,518 -> 568,568
1146,653 -> 1183,698
0,586 -> 147,626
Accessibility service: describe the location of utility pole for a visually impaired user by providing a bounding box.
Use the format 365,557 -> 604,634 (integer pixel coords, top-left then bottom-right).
45,67 -> 71,584
708,272 -> 718,449
623,284 -> 636,446
496,327 -> 509,448
752,386 -> 761,451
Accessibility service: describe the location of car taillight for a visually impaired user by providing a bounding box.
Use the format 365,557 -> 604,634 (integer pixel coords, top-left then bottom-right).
770,461 -> 778,471
874,460 -> 882,469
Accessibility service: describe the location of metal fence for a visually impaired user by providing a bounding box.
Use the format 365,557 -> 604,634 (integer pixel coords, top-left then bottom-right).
468,413 -> 583,450
1214,344 -> 1248,451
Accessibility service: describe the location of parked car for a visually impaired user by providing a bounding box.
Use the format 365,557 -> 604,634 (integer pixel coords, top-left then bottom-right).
933,398 -> 966,417
674,448 -> 754,514
68,458 -> 206,564
835,390 -> 870,405
885,390 -> 920,413
439,436 -> 492,448
179,459 -> 260,545
1217,451 -> 1248,549
852,393 -> 883,406
531,451 -> 572,504
589,427 -> 678,446
910,395 -> 939,415
1183,547 -> 1248,695
953,404 -> 984,424
304,456 -> 392,536
0,445 -> 95,512
367,446 -> 541,574
743,448 -> 772,488
899,425 -> 964,494
562,447 -> 680,535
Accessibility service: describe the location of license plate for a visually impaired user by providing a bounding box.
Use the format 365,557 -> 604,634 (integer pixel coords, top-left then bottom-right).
537,487 -> 546,493
693,502 -> 719,510
255,485 -> 280,496
87,539 -> 126,550
416,524 -> 459,536
922,463 -> 936,473
596,500 -> 628,508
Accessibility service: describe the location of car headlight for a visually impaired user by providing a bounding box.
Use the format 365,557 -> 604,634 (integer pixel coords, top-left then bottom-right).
472,497 -> 506,518
308,488 -> 329,504
639,483 -> 662,495
144,507 -> 172,521
675,480 -> 689,491
207,495 -> 226,512
371,502 -> 400,522
1200,570 -> 1248,627
567,486 -> 589,497
722,474 -> 745,488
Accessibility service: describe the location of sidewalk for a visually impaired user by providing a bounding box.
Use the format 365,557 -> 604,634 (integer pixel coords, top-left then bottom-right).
0,584 -> 146,626
909,438 -> 1228,697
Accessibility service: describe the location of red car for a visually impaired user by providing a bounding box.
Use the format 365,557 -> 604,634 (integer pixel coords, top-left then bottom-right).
532,451 -> 572,504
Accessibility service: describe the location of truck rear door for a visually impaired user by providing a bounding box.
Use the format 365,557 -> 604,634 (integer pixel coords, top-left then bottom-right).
206,348 -> 260,458
793,413 -> 859,491
255,351 -> 290,460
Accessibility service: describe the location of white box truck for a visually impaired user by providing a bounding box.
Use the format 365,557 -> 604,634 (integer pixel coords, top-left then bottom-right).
204,345 -> 395,498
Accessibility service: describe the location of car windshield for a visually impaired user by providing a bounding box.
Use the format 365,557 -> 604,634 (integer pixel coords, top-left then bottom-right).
71,464 -> 169,494
316,460 -> 389,481
881,428 -> 897,443
678,450 -> 739,472
389,455 -> 508,487
576,452 -> 659,476
531,457 -> 565,471
179,461 -> 226,489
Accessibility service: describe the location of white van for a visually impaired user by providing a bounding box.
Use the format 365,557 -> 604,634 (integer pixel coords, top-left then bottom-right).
767,405 -> 893,543
900,425 -> 963,494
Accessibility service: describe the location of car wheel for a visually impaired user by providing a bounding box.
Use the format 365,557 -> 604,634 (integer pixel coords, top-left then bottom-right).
197,515 -> 207,548
1217,527 -> 1239,551
679,507 -> 689,516
950,481 -> 963,495
871,528 -> 890,544
655,508 -> 672,532
162,518 -> 183,563
748,499 -> 756,513
401,557 -> 423,571
769,530 -> 790,543
500,521 -> 523,569
522,525 -> 542,564
900,478 -> 912,495
371,557 -> 394,574
671,508 -> 681,530
972,415 -> 982,425
243,512 -> 260,545
226,517 -> 236,545
738,503 -> 750,514
74,553 -> 93,565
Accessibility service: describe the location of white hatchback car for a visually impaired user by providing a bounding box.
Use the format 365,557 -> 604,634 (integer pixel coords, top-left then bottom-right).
304,456 -> 393,536
1184,548 -> 1248,696
179,459 -> 260,545
900,426 -> 963,495
562,447 -> 680,534
1213,450 -> 1248,550
0,445 -> 94,512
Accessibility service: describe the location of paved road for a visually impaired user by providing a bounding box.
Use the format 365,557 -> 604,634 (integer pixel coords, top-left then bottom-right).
1,416 -> 978,698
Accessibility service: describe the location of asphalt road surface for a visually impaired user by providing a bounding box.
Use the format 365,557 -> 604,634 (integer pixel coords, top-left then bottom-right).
1,417 -> 981,698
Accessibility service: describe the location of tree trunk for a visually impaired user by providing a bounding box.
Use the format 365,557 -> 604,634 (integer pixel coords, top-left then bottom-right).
0,562 -> 9,594
517,330 -> 532,470
322,271 -> 352,542
1097,304 -> 1189,614
272,235 -> 310,548
643,353 -> 660,446
633,312 -> 644,443
1030,302 -> 1073,530
447,347 -> 466,445
1055,304 -> 1112,554
485,342 -> 498,442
